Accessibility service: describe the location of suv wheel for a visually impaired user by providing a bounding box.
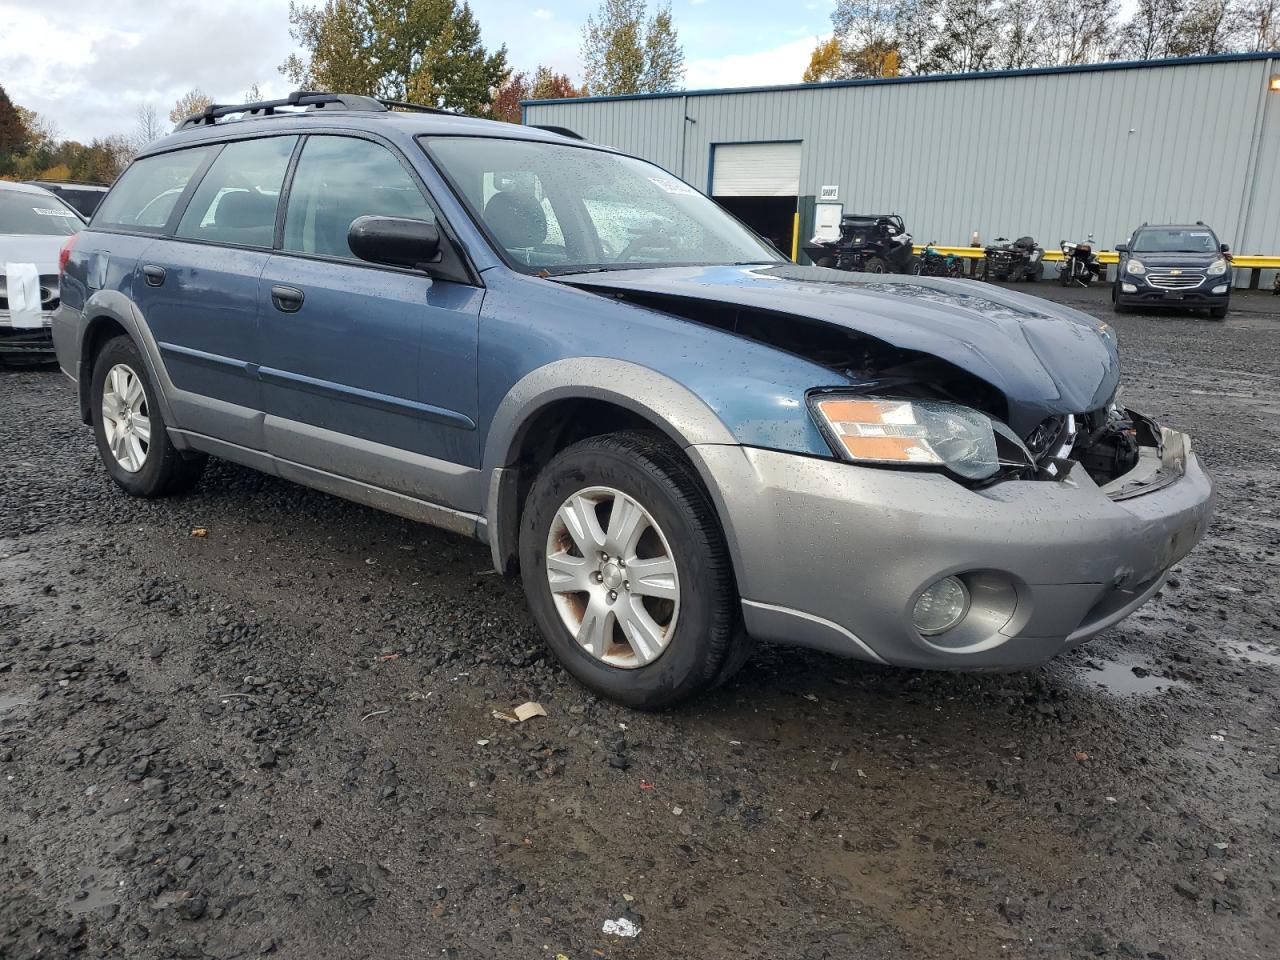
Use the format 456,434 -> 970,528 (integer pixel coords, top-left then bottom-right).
1209,305 -> 1228,320
91,336 -> 206,497
519,431 -> 748,709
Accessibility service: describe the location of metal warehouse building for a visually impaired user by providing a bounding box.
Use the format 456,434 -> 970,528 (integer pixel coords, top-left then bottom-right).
524,52 -> 1280,277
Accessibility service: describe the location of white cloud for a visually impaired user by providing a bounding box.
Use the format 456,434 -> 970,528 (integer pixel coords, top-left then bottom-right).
533,7 -> 553,18
0,0 -> 295,143
684,34 -> 827,91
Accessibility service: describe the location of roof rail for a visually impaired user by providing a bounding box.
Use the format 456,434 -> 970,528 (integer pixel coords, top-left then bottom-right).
530,124 -> 585,140
175,90 -> 466,130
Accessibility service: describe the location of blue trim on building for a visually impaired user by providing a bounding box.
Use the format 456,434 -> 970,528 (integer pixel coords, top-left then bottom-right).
522,51 -> 1280,108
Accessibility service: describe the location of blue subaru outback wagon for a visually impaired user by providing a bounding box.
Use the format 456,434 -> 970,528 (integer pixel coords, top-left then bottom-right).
54,92 -> 1213,708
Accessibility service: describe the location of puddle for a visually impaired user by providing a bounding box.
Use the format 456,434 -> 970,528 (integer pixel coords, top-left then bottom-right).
1222,641 -> 1280,668
1079,658 -> 1184,697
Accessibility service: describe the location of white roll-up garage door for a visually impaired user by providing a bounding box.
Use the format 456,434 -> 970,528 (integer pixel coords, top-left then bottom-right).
711,142 -> 801,197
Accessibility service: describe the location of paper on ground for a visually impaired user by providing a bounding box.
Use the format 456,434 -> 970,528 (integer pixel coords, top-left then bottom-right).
3,263 -> 43,329
602,917 -> 641,937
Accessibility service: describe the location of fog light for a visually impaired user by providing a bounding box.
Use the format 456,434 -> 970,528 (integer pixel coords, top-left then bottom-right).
913,576 -> 970,635
1121,282 -> 1137,293
1212,284 -> 1228,294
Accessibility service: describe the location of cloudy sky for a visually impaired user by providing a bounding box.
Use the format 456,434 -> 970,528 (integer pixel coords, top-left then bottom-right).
0,0 -> 836,143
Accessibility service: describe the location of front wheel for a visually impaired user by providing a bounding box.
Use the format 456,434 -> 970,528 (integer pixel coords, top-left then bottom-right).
1209,305 -> 1228,320
863,256 -> 888,274
91,336 -> 206,497
518,432 -> 748,709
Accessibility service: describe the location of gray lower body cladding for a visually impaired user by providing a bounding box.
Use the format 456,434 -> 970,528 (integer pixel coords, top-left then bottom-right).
691,441 -> 1213,670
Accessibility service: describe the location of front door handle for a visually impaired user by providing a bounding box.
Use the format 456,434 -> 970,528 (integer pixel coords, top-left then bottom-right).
271,285 -> 305,313
142,264 -> 166,286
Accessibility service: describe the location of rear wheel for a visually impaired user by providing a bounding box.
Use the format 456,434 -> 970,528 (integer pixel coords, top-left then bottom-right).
91,336 -> 206,497
519,431 -> 747,709
863,256 -> 888,274
815,256 -> 835,268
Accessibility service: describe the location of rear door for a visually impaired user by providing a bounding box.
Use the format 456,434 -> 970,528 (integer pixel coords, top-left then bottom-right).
129,135 -> 297,448
256,134 -> 482,508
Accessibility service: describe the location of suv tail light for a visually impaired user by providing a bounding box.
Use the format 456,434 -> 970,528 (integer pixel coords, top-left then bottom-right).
58,233 -> 78,275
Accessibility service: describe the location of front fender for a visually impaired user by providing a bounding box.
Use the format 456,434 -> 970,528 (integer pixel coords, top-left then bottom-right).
480,358 -> 746,571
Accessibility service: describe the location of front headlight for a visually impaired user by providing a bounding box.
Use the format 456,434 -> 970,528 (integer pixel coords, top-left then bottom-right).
809,396 -> 999,480
1207,258 -> 1228,276
1127,258 -> 1147,276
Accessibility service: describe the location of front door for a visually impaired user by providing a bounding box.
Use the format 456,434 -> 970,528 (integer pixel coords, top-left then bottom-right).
255,134 -> 482,509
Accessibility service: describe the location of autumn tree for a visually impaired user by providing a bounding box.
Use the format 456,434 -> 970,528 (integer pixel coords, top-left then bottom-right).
0,84 -> 30,174
998,0 -> 1051,68
170,89 -> 214,125
1040,0 -> 1118,64
581,0 -> 685,95
492,66 -> 583,124
281,0 -> 509,115
804,37 -> 845,82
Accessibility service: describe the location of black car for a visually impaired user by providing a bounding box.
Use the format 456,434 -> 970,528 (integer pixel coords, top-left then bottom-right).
23,180 -> 110,218
1113,223 -> 1232,319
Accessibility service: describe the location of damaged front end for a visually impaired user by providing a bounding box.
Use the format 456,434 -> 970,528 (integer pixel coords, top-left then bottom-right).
556,265 -> 1180,500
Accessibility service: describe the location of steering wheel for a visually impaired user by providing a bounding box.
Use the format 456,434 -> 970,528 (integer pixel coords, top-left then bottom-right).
614,228 -> 677,263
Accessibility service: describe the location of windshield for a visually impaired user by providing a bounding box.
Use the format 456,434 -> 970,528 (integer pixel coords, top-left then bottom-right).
1132,228 -> 1219,254
422,136 -> 782,274
0,190 -> 83,236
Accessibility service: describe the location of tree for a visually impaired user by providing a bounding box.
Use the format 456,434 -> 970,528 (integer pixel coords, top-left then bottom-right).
1042,0 -> 1118,65
242,83 -> 264,103
1114,0 -> 1185,60
1244,0 -> 1280,49
1169,0 -> 1251,55
998,0 -> 1051,68
921,0 -> 1000,73
581,0 -> 685,95
281,0 -> 510,115
804,37 -> 845,82
491,66 -> 583,124
0,84 -> 30,174
134,104 -> 165,150
170,88 -> 214,125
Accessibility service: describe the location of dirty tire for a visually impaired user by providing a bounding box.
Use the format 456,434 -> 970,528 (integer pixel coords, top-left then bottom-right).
815,256 -> 835,268
519,431 -> 746,709
91,336 -> 206,498
863,256 -> 888,274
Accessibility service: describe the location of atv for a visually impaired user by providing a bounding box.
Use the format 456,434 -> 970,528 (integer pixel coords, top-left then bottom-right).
981,236 -> 1044,282
805,213 -> 918,275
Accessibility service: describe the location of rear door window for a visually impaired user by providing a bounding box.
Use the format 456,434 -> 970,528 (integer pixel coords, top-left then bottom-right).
93,147 -> 215,232
176,136 -> 297,248
282,136 -> 434,261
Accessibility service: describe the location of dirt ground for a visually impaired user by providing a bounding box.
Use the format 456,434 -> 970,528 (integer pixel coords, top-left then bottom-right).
1,285 -> 1277,960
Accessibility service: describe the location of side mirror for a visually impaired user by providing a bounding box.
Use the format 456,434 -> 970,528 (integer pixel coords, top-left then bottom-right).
348,216 -> 441,270
1114,243 -> 1128,253
1220,242 -> 1230,253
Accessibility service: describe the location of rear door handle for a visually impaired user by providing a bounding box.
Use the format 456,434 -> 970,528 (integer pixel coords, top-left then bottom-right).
271,285 -> 305,313
142,264 -> 165,286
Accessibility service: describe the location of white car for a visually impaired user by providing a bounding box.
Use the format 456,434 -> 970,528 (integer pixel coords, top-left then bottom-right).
1,180 -> 84,362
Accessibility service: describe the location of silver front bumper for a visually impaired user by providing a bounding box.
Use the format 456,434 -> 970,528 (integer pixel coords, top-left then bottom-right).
692,438 -> 1213,670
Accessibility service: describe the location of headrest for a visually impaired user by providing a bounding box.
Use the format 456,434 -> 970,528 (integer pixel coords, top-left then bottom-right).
483,191 -> 546,249
214,190 -> 275,230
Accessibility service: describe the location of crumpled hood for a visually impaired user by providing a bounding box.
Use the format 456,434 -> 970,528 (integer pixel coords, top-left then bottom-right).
557,263 -> 1120,436
0,233 -> 65,277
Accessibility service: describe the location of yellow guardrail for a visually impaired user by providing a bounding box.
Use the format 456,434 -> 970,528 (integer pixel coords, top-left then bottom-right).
914,245 -> 1280,269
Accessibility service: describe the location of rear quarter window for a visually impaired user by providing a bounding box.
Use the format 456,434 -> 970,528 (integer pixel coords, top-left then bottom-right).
93,147 -> 215,232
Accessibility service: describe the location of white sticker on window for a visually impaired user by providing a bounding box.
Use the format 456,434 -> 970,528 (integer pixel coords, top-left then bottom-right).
33,207 -> 77,217
647,176 -> 697,196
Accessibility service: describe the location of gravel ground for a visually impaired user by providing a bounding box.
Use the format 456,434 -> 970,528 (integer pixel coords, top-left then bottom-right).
1,286 -> 1278,960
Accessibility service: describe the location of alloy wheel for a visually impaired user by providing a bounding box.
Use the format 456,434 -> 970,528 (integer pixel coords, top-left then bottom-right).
544,486 -> 680,669
101,363 -> 150,473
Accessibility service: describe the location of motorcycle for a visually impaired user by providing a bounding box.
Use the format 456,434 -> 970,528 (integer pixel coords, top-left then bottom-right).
804,213 -> 918,274
915,242 -> 965,278
1058,236 -> 1105,287
981,236 -> 1044,282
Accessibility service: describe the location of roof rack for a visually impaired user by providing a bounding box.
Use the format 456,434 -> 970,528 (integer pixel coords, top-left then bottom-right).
177,91 -> 461,129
